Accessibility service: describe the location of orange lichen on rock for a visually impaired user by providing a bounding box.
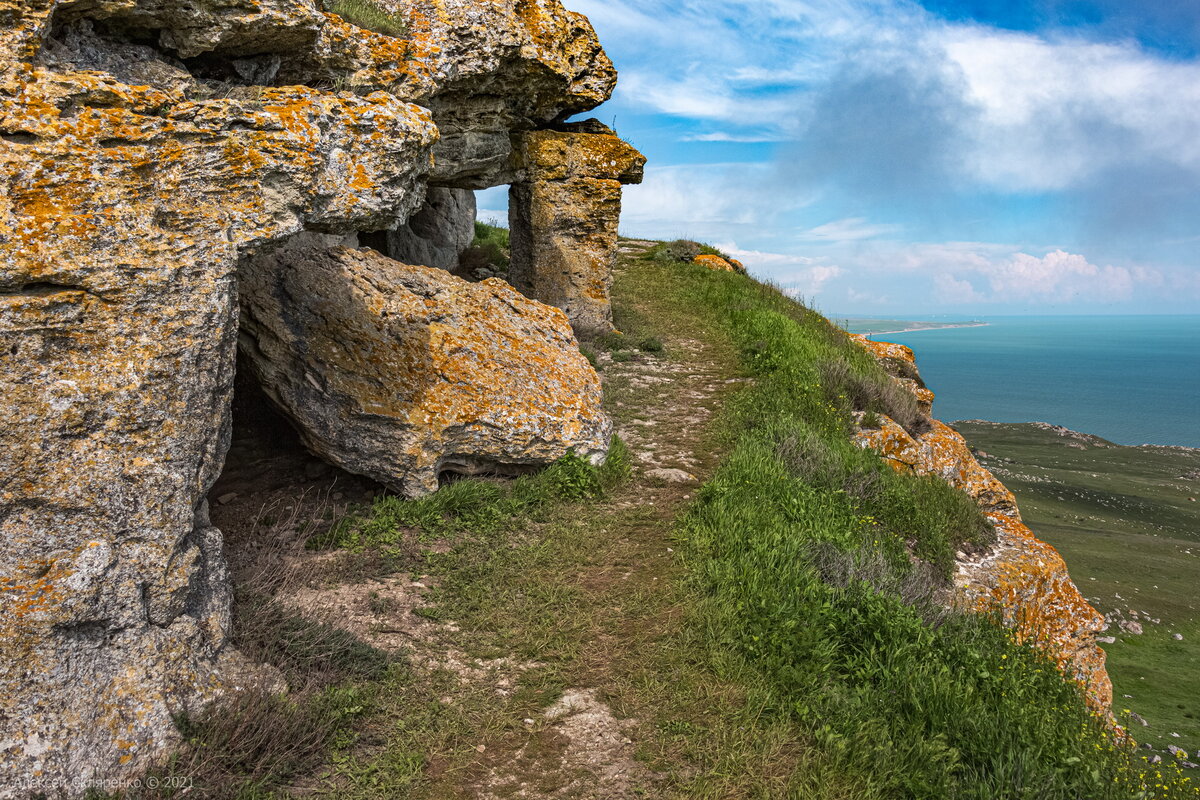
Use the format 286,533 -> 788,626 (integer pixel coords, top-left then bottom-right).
3,0 -> 628,791
694,254 -> 738,272
239,239 -> 613,497
852,339 -> 1113,714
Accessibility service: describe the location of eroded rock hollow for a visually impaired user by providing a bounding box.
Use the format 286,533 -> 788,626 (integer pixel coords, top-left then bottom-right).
0,0 -> 643,792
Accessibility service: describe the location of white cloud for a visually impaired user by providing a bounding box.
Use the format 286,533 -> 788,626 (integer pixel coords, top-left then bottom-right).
798,217 -> 902,241
943,30 -> 1200,191
680,132 -> 786,143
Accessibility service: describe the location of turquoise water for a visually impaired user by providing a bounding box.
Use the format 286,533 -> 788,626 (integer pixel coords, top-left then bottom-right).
866,316 -> 1200,448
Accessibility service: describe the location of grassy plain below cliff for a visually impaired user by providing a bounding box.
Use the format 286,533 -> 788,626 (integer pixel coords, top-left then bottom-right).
954,421 -> 1200,764
140,241 -> 1196,799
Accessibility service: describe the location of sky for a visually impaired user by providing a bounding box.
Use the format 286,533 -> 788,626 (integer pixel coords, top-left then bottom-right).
478,0 -> 1200,316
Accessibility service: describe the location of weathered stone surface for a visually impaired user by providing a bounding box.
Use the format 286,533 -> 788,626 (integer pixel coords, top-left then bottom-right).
0,7 -> 438,793
509,123 -> 646,337
385,185 -> 477,271
693,254 -> 745,273
852,339 -> 1113,714
57,0 -> 327,59
239,240 -> 612,497
280,0 -> 618,187
2,0 -> 628,791
853,335 -> 935,413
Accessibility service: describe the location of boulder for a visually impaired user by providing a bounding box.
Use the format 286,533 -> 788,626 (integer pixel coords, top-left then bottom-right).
509,122 -> 646,337
694,254 -> 745,273
238,239 -> 612,497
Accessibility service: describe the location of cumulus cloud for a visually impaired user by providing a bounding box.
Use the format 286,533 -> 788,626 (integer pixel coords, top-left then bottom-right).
565,0 -> 1200,311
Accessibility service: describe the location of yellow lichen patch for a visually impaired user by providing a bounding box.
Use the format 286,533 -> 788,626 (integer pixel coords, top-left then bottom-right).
694,254 -> 737,273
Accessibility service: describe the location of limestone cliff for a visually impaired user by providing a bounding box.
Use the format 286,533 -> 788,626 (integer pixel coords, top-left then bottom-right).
851,337 -> 1113,714
0,1 -> 642,793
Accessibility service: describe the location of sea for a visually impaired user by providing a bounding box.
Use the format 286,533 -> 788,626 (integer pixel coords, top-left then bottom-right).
843,316 -> 1200,449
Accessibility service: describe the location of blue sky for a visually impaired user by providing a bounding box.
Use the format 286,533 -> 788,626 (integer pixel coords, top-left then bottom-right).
480,0 -> 1200,316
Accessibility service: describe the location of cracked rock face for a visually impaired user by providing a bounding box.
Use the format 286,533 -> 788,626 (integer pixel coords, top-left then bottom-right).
0,0 -> 623,792
280,0 -> 619,188
239,239 -> 612,497
386,185 -> 478,272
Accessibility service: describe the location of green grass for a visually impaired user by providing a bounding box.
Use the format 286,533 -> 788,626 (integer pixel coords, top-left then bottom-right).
661,258 -> 1196,797
315,441 -> 631,549
954,421 -> 1200,765
458,220 -> 510,276
324,0 -> 409,36
153,246 -> 1197,797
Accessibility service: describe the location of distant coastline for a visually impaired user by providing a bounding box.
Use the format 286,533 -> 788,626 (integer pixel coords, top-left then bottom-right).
840,318 -> 990,336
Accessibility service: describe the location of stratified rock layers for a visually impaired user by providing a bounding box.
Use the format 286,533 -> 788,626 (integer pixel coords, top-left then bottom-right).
0,0 -> 628,792
239,241 -> 612,497
509,124 -> 646,337
852,338 -> 1113,713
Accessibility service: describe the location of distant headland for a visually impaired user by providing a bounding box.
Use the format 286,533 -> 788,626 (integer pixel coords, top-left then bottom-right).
838,318 -> 989,336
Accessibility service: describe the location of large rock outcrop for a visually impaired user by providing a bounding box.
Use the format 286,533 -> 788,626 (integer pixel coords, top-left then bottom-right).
0,0 -> 630,793
851,337 -> 1113,714
509,122 -> 647,337
239,238 -> 612,497
278,0 -> 619,188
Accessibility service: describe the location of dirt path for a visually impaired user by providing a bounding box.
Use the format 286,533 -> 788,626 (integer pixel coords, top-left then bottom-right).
207,243 -> 749,798
434,244 -> 739,800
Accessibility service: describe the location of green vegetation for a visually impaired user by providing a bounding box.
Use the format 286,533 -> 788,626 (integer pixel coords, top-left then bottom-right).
141,245 -> 1196,797
458,219 -> 510,276
647,238 -> 731,263
661,258 -> 1196,798
318,443 -> 631,548
955,421 -> 1200,764
323,0 -> 409,37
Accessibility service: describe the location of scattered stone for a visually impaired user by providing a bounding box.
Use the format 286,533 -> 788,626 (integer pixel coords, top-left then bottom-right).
216,492 -> 240,505
1151,755 -> 1163,764
1120,620 -> 1144,635
1097,636 -> 1116,644
1174,633 -> 1184,640
1169,745 -> 1188,757
646,468 -> 698,484
1129,711 -> 1149,726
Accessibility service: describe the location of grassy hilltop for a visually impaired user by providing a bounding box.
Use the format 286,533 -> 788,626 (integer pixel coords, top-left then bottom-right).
148,237 -> 1196,798
954,420 -> 1200,764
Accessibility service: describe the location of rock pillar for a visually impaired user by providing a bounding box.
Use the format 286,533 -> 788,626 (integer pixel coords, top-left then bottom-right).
509,121 -> 645,338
